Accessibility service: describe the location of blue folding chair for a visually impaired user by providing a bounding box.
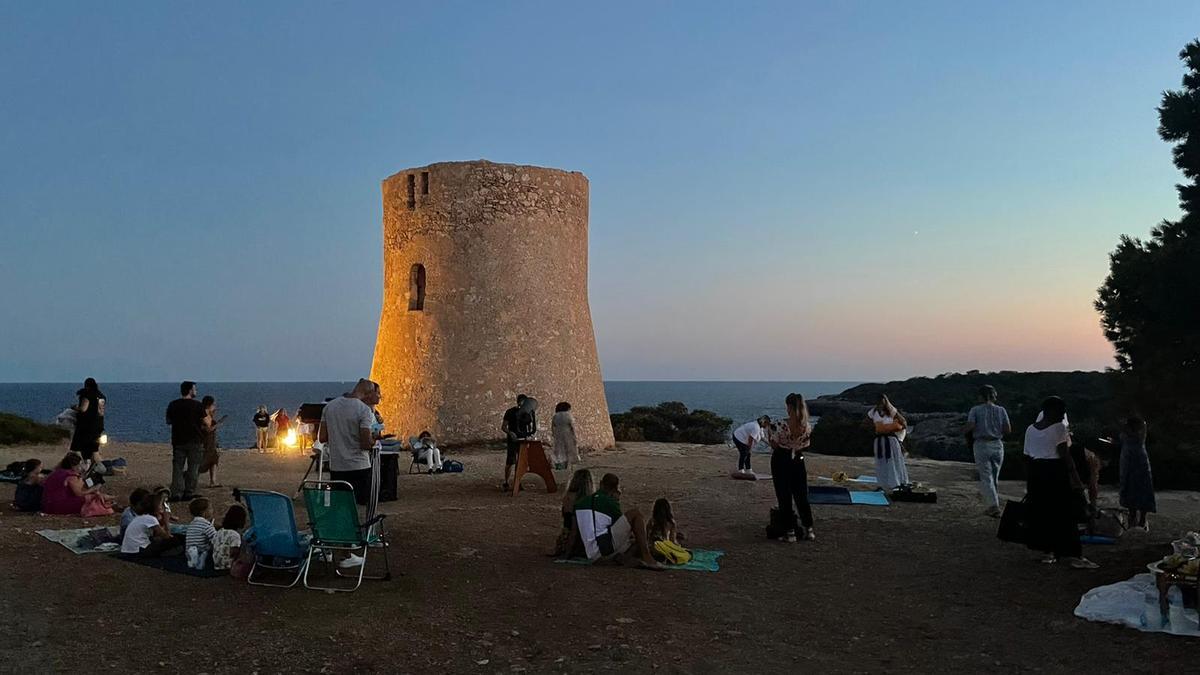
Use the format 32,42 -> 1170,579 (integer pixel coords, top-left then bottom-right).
237,488 -> 310,588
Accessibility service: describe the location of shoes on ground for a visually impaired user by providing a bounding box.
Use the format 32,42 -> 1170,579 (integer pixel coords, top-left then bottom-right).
1068,557 -> 1099,570
338,554 -> 365,569
1039,555 -> 1057,564
782,531 -> 797,543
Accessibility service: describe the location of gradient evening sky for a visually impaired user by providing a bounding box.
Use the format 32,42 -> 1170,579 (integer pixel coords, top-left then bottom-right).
2,2 -> 1197,382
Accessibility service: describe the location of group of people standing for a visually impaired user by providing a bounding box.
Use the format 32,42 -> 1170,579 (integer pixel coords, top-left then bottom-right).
164,381 -> 226,500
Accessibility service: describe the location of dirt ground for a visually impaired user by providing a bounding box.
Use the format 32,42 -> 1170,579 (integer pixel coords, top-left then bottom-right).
1,441 -> 1197,674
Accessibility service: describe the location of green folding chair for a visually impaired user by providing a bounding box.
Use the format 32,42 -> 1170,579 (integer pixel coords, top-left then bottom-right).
301,479 -> 391,592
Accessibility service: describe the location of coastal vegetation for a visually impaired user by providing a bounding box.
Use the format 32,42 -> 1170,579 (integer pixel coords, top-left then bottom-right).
610,402 -> 732,444
0,412 -> 69,446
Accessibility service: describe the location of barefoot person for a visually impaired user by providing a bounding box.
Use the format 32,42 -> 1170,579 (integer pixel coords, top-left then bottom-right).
965,385 -> 1012,517
165,381 -> 206,500
867,395 -> 909,490
1023,396 -> 1097,569
199,396 -> 228,488
574,473 -> 664,570
318,378 -> 382,570
768,393 -> 815,542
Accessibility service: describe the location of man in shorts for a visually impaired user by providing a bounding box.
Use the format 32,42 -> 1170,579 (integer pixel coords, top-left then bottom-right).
318,378 -> 382,568
574,473 -> 664,570
500,394 -> 535,491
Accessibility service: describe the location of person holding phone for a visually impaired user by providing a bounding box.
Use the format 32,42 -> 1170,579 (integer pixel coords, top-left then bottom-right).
199,395 -> 228,488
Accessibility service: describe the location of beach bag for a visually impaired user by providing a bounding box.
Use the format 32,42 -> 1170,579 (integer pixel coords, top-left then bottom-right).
80,492 -> 113,517
653,539 -> 692,565
765,507 -> 790,540
442,459 -> 464,473
997,498 -> 1028,544
230,535 -> 256,580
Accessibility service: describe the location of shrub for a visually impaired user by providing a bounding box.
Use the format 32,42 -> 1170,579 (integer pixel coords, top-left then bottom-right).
610,402 -> 732,444
0,412 -> 70,446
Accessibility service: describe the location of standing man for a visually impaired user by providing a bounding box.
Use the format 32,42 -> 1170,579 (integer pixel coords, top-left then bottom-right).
318,378 -> 381,570
501,394 -> 535,492
965,385 -> 1012,517
731,416 -> 770,475
165,381 -> 206,501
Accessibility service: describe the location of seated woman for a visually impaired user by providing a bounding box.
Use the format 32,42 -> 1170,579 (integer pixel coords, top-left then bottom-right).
13,459 -> 45,512
647,498 -> 684,544
416,431 -> 444,473
40,452 -> 112,515
553,469 -> 593,558
121,492 -> 185,558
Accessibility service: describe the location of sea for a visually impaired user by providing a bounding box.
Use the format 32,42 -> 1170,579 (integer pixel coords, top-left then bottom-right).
0,381 -> 858,449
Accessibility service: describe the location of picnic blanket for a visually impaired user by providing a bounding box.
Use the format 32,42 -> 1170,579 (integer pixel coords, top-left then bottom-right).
115,553 -> 227,578
38,523 -> 188,555
807,485 -> 889,506
37,526 -> 122,554
556,549 -> 725,572
1075,573 -> 1200,636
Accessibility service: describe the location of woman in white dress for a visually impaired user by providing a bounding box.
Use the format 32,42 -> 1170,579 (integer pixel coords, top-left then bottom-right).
867,394 -> 909,490
551,402 -> 579,470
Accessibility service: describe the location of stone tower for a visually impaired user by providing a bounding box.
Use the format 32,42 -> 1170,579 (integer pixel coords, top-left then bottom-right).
370,160 -> 615,450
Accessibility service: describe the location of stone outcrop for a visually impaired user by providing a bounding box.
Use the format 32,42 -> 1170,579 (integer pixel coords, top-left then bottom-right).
370,160 -> 615,450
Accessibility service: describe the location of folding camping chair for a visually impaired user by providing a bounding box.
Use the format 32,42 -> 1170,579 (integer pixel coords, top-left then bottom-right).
237,488 -> 310,588
408,436 -> 431,474
296,441 -> 329,496
301,479 -> 391,592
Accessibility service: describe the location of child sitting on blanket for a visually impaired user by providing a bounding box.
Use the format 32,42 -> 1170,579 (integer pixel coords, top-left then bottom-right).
13,459 -> 45,512
120,487 -> 150,539
152,485 -> 178,521
212,503 -> 246,571
185,497 -> 218,569
647,498 -> 684,544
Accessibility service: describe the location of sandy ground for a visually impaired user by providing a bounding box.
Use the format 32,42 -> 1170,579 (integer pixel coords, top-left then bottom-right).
1,440 -> 1198,674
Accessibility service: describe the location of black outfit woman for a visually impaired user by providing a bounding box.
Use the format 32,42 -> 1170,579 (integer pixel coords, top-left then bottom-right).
70,379 -> 105,460
768,401 -> 815,541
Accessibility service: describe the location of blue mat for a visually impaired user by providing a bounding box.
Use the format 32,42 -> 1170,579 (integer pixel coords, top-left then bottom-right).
850,491 -> 890,506
556,549 -> 725,572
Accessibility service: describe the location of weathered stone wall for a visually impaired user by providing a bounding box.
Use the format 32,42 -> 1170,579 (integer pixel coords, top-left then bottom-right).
370,160 -> 615,450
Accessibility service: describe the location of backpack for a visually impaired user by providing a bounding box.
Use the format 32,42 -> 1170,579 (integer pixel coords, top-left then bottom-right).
442,459 -> 464,473
653,539 -> 692,565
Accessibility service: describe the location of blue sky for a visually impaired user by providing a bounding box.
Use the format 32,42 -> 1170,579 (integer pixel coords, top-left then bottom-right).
2,2 -> 1197,382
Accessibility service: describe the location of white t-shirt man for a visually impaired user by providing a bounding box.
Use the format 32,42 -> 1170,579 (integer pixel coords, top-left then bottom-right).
321,395 -> 377,472
121,514 -> 160,554
732,421 -> 765,446
1023,422 -> 1070,460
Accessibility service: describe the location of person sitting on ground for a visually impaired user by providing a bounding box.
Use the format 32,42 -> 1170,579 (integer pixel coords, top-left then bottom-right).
731,416 -> 770,474
185,497 -> 218,569
121,491 -> 185,557
13,459 -> 45,512
212,503 -> 246,571
551,401 -> 579,471
151,485 -> 177,521
416,431 -> 444,473
120,487 -> 150,538
553,469 -> 594,558
647,498 -> 683,545
40,452 -> 112,515
574,473 -> 664,570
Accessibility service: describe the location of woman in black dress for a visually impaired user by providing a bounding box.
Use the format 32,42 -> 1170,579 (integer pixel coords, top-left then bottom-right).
70,378 -> 105,474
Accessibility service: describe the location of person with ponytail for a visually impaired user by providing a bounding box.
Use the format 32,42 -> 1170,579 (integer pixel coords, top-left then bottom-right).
767,393 -> 816,542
